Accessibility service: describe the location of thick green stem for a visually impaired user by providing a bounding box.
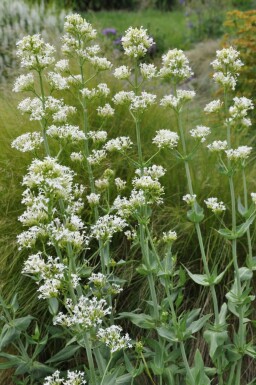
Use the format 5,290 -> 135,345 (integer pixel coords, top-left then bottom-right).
180,341 -> 195,385
84,333 -> 97,385
100,355 -> 112,385
242,168 -> 253,266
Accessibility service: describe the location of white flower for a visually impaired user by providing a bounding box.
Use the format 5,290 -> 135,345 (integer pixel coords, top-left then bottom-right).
190,125 -> 211,142
162,230 -> 177,243
213,72 -> 237,90
225,146 -> 252,161
87,130 -> 108,143
251,193 -> 256,205
113,65 -> 131,79
105,136 -> 133,152
229,97 -> 254,126
70,152 -> 84,162
87,193 -> 100,205
54,296 -> 110,330
87,149 -> 107,165
64,14 -> 97,41
54,59 -> 69,73
204,197 -> 226,214
152,129 -> 179,149
88,273 -> 107,287
47,124 -> 86,142
159,49 -> 193,82
88,56 -> 112,71
97,325 -> 132,353
140,63 -> 157,79
91,215 -> 127,241
16,34 -> 55,70
130,92 -> 156,113
112,91 -> 135,105
211,47 -> 243,74
95,178 -> 109,191
183,194 -> 196,205
204,99 -> 223,113
97,103 -> 115,118
11,132 -> 43,152
121,27 -> 154,58
135,165 -> 166,179
80,83 -> 110,99
133,175 -> 164,204
48,72 -> 69,90
115,178 -> 126,191
207,140 -> 228,152
160,90 -> 195,110
13,74 -> 34,92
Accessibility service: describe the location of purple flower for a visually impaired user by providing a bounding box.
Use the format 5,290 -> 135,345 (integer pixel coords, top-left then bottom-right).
113,37 -> 122,45
102,28 -> 117,36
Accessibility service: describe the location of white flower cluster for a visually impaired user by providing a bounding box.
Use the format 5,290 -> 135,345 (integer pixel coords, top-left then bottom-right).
64,14 -> 97,41
183,194 -> 196,205
16,34 -> 55,70
130,92 -> 156,113
152,129 -> 179,149
159,49 -> 193,82
105,136 -> 133,152
18,96 -> 76,122
13,73 -> 34,92
140,63 -> 157,79
97,103 -> 115,118
113,65 -> 131,79
225,146 -> 252,161
113,91 -> 135,105
121,26 -> 154,58
86,193 -> 100,206
115,178 -> 126,191
11,132 -> 43,152
87,149 -> 107,165
160,90 -> 195,110
211,47 -> 243,90
91,214 -> 127,242
23,157 -> 74,199
190,125 -> 211,143
53,296 -> 111,330
47,124 -> 85,142
48,72 -> 69,90
55,59 -> 69,73
97,325 -> 132,353
80,83 -> 110,99
204,99 -> 223,114
43,370 -> 86,385
207,140 -> 228,152
88,273 -> 123,295
70,151 -> 84,162
46,219 -> 87,251
135,165 -> 166,179
132,175 -> 164,205
113,190 -> 146,218
162,230 -> 177,243
204,197 -> 226,214
22,253 -> 66,299
228,97 -> 254,127
87,130 -> 108,143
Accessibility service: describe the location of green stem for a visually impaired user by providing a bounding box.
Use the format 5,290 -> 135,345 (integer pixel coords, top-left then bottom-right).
37,69 -> 51,156
84,333 -> 97,385
180,341 -> 195,385
242,168 -> 253,267
100,354 -> 112,385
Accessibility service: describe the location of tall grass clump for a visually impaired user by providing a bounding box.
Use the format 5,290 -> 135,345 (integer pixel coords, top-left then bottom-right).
0,13 -> 256,385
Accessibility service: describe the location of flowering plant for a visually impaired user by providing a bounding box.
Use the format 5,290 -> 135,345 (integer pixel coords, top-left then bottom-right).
0,13 -> 255,385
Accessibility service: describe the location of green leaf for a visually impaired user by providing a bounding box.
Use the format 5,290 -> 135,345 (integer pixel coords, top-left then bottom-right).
10,294 -> 19,313
13,315 -> 34,331
184,267 -> 210,286
46,345 -> 80,363
156,326 -> 178,342
0,327 -> 19,350
238,267 -> 253,281
203,328 -> 228,359
237,197 -> 247,217
118,312 -> 155,329
236,215 -> 256,237
48,297 -> 59,316
187,202 -> 204,223
187,314 -> 212,334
